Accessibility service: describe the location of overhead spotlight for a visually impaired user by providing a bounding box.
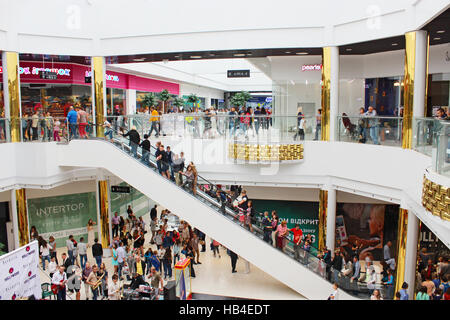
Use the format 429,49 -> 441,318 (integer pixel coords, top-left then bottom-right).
285,51 -> 291,54
346,48 -> 352,51
174,55 -> 180,58
233,53 -> 246,57
295,52 -> 308,55
392,43 -> 398,46
190,55 -> 202,59
434,37 -> 441,40
133,58 -> 146,62
436,30 -> 445,34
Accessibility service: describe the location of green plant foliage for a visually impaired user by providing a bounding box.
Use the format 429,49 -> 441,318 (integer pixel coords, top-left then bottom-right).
142,93 -> 157,108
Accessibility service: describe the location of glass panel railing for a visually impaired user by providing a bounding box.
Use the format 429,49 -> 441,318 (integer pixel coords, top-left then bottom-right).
0,118 -> 8,143
413,117 -> 447,157
337,115 -> 403,147
99,126 -> 389,299
434,121 -> 450,177
106,114 -> 317,143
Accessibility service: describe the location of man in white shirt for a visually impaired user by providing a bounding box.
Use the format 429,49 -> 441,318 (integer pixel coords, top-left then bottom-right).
108,274 -> 121,300
52,266 -> 68,300
48,256 -> 58,279
116,241 -> 127,280
66,235 -> 75,265
78,237 -> 88,270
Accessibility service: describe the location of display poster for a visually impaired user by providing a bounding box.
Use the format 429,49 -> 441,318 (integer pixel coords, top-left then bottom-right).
0,240 -> 41,300
252,200 -> 319,252
28,192 -> 97,248
110,182 -> 153,219
335,203 -> 398,261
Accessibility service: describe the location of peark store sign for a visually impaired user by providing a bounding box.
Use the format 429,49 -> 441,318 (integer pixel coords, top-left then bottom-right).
301,64 -> 322,71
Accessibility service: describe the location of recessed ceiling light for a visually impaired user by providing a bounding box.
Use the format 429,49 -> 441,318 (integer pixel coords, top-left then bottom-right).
296,52 -> 308,55
190,55 -> 202,59
434,37 -> 441,40
233,53 -> 246,57
285,51 -> 291,54
133,58 -> 146,62
392,43 -> 398,46
346,48 -> 353,51
436,30 -> 445,34
174,55 -> 180,58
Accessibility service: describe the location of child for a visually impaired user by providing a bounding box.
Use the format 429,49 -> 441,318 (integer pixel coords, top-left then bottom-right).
53,119 -> 61,141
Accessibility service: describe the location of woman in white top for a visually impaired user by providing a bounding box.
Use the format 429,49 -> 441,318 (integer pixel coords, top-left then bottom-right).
87,219 -> 96,248
40,239 -> 51,271
367,268 -> 377,293
370,289 -> 383,300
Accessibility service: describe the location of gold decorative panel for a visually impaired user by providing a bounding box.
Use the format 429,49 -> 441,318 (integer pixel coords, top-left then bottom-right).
228,143 -> 303,162
422,175 -> 450,222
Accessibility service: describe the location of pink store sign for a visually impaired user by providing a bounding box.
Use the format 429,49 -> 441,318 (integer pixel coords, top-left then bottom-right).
0,62 -> 179,94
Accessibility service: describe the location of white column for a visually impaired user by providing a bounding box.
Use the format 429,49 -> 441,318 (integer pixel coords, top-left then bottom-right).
404,210 -> 419,299
325,186 -> 337,252
413,30 -> 428,118
329,47 -> 340,141
126,89 -> 137,114
9,190 -> 20,249
205,96 -> 211,109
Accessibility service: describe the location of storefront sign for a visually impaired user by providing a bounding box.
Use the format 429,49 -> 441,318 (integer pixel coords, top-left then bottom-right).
301,64 -> 322,71
27,192 -> 97,248
111,185 -> 130,193
39,71 -> 57,80
84,71 -> 120,82
227,70 -> 250,78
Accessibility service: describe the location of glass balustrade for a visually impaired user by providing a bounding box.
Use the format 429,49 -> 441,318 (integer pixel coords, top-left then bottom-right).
413,117 -> 448,157
434,121 -> 450,177
337,115 -> 403,147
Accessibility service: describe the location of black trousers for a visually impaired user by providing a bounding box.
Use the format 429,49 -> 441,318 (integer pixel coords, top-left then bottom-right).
230,255 -> 238,271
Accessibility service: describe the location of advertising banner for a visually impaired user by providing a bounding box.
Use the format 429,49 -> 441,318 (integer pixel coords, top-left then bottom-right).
335,203 -> 399,261
0,240 -> 41,300
252,200 -> 319,248
28,192 -> 97,248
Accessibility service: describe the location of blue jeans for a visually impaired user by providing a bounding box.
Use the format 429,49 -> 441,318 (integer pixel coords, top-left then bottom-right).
130,143 -> 138,158
315,124 -> 321,140
41,255 -> 50,270
69,123 -> 78,140
57,287 -> 66,300
94,255 -> 102,268
163,259 -> 172,278
91,287 -> 99,300
80,254 -> 87,270
68,250 -> 74,265
141,150 -> 150,165
369,126 -> 380,145
229,122 -> 236,136
148,122 -> 160,137
105,128 -> 113,140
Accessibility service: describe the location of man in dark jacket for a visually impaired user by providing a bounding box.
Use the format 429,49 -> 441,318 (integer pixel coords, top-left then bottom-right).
331,251 -> 343,284
228,249 -> 238,273
91,238 -> 103,268
139,134 -> 151,165
122,126 -> 140,158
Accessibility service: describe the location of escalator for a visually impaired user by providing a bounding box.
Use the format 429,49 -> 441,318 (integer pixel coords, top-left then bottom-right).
56,132 -> 365,300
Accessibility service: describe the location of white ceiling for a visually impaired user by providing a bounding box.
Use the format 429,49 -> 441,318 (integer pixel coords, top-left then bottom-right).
110,58 -> 273,92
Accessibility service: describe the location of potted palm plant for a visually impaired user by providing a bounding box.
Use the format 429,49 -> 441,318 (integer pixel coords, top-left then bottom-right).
173,97 -> 185,111
158,89 -> 172,113
187,94 -> 200,112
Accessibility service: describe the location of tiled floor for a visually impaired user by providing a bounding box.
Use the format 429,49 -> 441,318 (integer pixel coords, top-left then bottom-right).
39,207 -> 304,300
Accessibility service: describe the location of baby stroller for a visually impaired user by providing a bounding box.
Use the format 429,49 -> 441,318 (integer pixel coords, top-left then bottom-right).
341,113 -> 359,140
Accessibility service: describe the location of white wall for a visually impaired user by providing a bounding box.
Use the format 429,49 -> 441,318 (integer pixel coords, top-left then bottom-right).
179,83 -> 224,101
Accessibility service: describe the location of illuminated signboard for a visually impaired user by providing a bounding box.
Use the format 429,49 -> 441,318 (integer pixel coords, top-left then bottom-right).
0,66 -> 71,76
84,71 -> 120,82
301,64 -> 322,71
227,70 -> 250,78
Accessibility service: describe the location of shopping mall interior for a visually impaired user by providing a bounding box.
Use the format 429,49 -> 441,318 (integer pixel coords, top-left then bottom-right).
0,0 -> 449,302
